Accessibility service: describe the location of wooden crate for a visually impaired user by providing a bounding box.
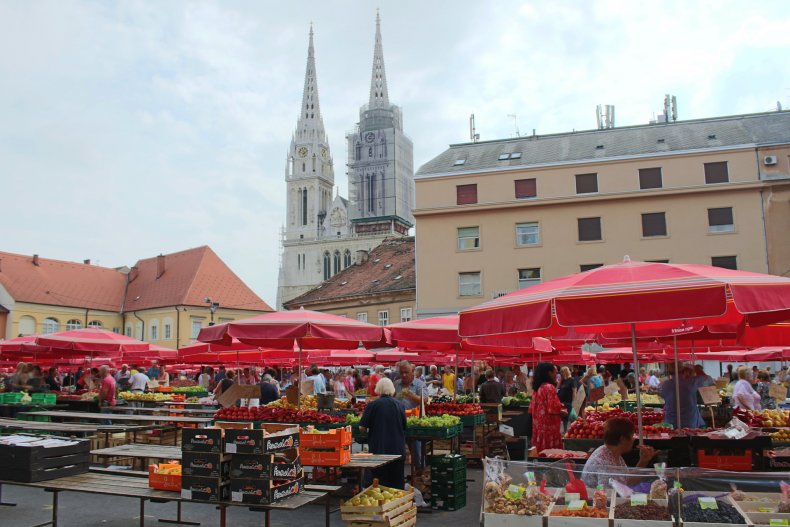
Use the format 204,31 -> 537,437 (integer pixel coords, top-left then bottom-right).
341,480 -> 414,518
346,502 -> 416,527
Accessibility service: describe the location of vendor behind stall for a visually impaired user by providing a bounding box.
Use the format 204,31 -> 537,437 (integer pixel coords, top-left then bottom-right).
581,417 -> 658,488
359,378 -> 407,489
659,363 -> 705,429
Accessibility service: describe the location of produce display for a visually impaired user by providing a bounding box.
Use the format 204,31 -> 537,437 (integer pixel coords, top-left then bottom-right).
537,449 -> 588,459
119,392 -> 172,402
213,406 -> 344,424
598,393 -> 664,406
566,408 -> 667,439
345,414 -> 361,425
406,414 -> 461,428
734,408 -> 790,427
672,496 -> 745,524
551,507 -> 609,518
502,392 -> 531,407
266,395 -> 353,410
346,484 -> 408,506
56,390 -> 98,401
170,379 -> 198,388
172,386 -> 207,394
614,501 -> 671,520
455,394 -> 477,404
425,402 -> 483,416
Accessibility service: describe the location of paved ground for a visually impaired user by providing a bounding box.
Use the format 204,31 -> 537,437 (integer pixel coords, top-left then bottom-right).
0,468 -> 483,527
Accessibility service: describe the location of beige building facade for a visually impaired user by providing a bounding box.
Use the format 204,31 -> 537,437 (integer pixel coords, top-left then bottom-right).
414,111 -> 790,316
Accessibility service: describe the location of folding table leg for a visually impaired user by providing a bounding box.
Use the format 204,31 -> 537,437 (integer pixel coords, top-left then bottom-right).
158,501 -> 200,525
140,498 -> 147,527
264,509 -> 270,527
0,483 -> 17,506
218,504 -> 226,527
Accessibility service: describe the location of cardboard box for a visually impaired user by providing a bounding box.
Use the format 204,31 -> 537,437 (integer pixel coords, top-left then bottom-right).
217,383 -> 263,408
181,451 -> 231,478
180,474 -> 230,502
230,450 -> 301,480
225,424 -> 300,454
230,477 -> 303,505
182,428 -> 223,453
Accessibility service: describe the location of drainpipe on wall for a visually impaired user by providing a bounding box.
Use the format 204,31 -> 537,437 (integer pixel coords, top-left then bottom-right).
133,311 -> 145,341
175,306 -> 182,350
756,147 -> 770,274
84,308 -> 89,327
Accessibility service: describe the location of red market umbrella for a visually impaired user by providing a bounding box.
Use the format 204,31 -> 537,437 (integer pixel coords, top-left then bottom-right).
387,315 -> 461,351
460,258 -> 790,444
737,322 -> 790,347
374,349 -> 420,365
36,328 -> 151,353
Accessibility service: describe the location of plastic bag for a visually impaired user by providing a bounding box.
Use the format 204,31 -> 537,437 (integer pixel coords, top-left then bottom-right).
568,407 -> 578,424
406,484 -> 427,507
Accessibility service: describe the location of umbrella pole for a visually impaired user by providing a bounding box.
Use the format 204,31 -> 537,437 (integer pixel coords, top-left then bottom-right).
454,351 -> 459,402
674,336 -> 682,429
631,324 -> 644,448
297,340 -> 303,408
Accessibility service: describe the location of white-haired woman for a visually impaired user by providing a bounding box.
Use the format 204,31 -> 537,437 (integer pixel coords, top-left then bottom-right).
359,377 -> 407,489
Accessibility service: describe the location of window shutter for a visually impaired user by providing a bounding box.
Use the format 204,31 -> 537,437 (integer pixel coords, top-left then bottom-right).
578,217 -> 602,241
638,168 -> 663,189
641,212 -> 667,237
708,207 -> 733,226
711,256 -> 737,270
456,184 -> 478,205
515,178 -> 537,198
575,173 -> 598,194
704,162 -> 729,184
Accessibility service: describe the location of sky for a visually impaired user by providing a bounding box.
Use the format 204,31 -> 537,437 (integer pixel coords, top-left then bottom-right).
1,0 -> 789,308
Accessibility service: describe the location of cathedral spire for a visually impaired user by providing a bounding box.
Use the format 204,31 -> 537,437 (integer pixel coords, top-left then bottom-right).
368,10 -> 389,109
298,24 -> 324,138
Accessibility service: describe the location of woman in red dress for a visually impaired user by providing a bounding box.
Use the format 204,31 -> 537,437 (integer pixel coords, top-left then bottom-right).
530,363 -> 567,452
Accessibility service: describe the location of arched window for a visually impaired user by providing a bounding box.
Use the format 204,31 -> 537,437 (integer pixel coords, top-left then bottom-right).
381,136 -> 387,157
135,321 -> 143,340
368,147 -> 373,158
163,317 -> 173,340
302,162 -> 306,173
18,315 -> 35,336
355,142 -> 361,161
125,325 -> 132,337
297,188 -> 303,226
302,188 -> 308,225
323,251 -> 331,280
368,174 -> 376,212
344,249 -> 352,268
288,157 -> 294,176
149,319 -> 159,341
42,317 -> 59,335
312,154 -> 316,172
333,250 -> 341,275
66,319 -> 82,330
88,320 -> 103,328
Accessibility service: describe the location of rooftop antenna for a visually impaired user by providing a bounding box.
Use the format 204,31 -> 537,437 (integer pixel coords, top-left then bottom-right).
469,114 -> 479,142
507,114 -> 520,137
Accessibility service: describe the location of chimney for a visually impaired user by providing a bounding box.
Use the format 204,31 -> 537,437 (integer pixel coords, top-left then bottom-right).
83,259 -> 91,265
356,250 -> 369,265
156,254 -> 165,279
129,266 -> 139,282
32,254 -> 40,266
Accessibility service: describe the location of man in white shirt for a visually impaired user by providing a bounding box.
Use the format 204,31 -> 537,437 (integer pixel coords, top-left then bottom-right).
646,370 -> 661,389
129,366 -> 150,393
308,366 -> 326,394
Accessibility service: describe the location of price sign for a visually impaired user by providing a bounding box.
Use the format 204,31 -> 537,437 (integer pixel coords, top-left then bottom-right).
698,497 -> 718,510
565,493 -> 580,502
572,385 -> 587,416
760,508 -> 775,513
589,386 -> 605,403
698,386 -> 721,406
567,499 -> 586,511
631,493 -> 648,506
769,520 -> 789,526
769,384 -> 787,401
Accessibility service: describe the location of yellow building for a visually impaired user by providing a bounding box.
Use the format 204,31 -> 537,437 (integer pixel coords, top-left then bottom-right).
0,246 -> 272,346
413,111 -> 790,316
283,237 -> 415,326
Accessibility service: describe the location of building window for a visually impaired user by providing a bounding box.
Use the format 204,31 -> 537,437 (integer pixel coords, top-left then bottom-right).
646,259 -> 670,263
323,251 -> 331,280
343,249 -> 352,268
457,227 -> 480,250
355,142 -> 361,160
66,319 -> 82,331
641,212 -> 667,237
42,317 -> 59,335
88,320 -> 103,328
578,217 -> 602,241
708,207 -> 734,233
333,250 -> 341,275
515,178 -> 536,199
164,323 -> 172,340
125,326 -> 132,337
517,268 -> 542,289
516,222 -> 540,246
639,167 -> 663,189
711,255 -> 737,270
400,308 -> 412,322
18,315 -> 35,336
357,312 -> 368,323
112,327 -> 121,334
302,188 -> 308,225
150,324 -> 158,341
453,158 -> 466,166
575,173 -> 598,194
135,322 -> 143,340
580,263 -> 603,272
378,310 -> 389,326
704,162 -> 729,184
190,319 -> 203,339
456,184 -> 477,205
459,272 -> 482,297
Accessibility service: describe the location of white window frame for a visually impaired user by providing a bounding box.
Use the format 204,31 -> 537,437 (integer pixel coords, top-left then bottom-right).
400,308 -> 412,322
459,272 -> 482,297
66,319 -> 82,331
516,222 -> 540,246
42,317 -> 59,335
150,324 -> 158,341
378,310 -> 389,326
457,226 -> 480,250
87,320 -> 103,328
518,268 -> 542,289
356,312 -> 368,323
163,323 -> 172,340
190,318 -> 204,339
125,325 -> 132,337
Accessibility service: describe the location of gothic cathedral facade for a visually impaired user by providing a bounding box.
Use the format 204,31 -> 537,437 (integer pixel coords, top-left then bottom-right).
277,15 -> 414,309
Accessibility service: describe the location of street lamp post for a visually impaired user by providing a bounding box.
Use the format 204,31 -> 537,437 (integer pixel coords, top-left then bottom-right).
205,297 -> 220,326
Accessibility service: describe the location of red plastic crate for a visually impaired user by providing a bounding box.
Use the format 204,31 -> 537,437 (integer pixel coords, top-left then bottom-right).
299,426 -> 352,448
148,465 -> 182,491
697,449 -> 753,471
301,446 -> 351,466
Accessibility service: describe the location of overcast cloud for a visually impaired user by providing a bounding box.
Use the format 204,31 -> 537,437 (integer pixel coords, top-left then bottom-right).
1,0 -> 788,307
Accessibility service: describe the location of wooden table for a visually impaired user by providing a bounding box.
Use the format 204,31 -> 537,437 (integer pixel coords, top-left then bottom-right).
18,411 -> 213,427
161,401 -> 219,408
0,472 -> 333,527
0,417 -> 158,449
108,406 -> 217,416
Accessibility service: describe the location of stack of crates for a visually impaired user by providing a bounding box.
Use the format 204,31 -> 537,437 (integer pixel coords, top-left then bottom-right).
429,454 -> 466,511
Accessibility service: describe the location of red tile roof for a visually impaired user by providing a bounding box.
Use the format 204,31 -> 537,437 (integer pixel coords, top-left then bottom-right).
0,251 -> 126,311
284,237 -> 415,308
0,247 -> 272,313
125,246 -> 272,311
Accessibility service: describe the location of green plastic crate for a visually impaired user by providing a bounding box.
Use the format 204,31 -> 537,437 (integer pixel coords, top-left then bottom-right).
431,493 -> 466,511
460,413 -> 486,426
429,454 -> 467,470
431,467 -> 467,486
431,483 -> 466,498
0,393 -> 24,404
31,393 -> 57,405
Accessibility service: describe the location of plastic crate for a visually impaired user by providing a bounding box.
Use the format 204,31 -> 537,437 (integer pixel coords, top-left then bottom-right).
460,413 -> 486,426
430,493 -> 466,511
431,467 -> 466,486
431,481 -> 466,498
300,426 -> 352,448
148,465 -> 182,492
301,446 -> 351,466
407,423 -> 462,439
697,449 -> 753,471
0,393 -> 24,404
31,393 -> 57,405
429,454 -> 466,470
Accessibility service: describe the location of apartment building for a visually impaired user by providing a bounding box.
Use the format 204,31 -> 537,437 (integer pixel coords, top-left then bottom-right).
413,111 -> 790,316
